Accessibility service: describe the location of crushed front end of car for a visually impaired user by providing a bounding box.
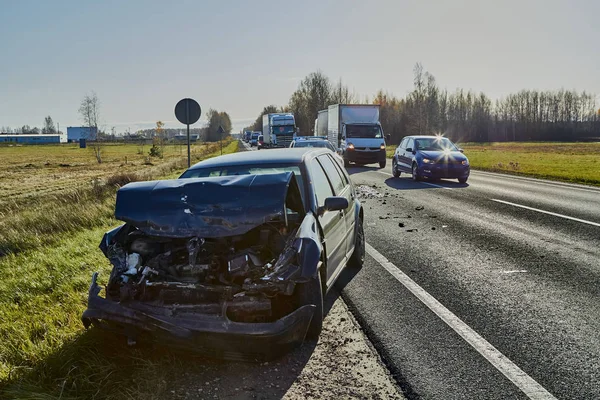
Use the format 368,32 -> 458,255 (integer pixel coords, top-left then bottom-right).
82,172 -> 322,360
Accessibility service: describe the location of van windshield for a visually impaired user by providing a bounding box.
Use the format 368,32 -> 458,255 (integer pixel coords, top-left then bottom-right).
346,125 -> 382,139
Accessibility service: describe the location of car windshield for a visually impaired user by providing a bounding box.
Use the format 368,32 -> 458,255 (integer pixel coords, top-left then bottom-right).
346,125 -> 382,138
273,125 -> 295,134
294,141 -> 335,151
414,137 -> 458,151
180,164 -> 305,203
251,134 -> 260,139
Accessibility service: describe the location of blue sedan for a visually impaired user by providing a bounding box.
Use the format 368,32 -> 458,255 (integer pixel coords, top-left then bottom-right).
392,135 -> 470,183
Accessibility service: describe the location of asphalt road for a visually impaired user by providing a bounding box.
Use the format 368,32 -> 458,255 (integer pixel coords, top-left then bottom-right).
340,164 -> 600,399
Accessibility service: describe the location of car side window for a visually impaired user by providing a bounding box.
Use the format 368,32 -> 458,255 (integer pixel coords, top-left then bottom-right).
399,138 -> 408,149
310,160 -> 334,207
318,155 -> 345,195
329,154 -> 350,185
407,138 -> 414,150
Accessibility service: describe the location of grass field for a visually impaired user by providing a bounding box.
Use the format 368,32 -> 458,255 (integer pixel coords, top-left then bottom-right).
386,142 -> 600,185
0,140 -> 239,399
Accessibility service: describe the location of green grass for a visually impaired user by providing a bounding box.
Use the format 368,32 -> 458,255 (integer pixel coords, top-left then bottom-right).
386,142 -> 600,186
460,142 -> 600,185
0,140 -> 239,399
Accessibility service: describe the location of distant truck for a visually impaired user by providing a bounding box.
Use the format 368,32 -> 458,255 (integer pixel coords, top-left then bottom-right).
243,131 -> 252,142
325,104 -> 386,168
262,113 -> 297,148
313,110 -> 328,137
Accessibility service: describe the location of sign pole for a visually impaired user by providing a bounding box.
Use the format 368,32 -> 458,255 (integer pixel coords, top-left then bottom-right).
187,123 -> 191,168
175,98 -> 201,168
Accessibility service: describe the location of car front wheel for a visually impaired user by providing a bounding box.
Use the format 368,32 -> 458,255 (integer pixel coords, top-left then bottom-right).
379,160 -> 386,169
348,217 -> 365,271
458,177 -> 468,183
412,163 -> 421,181
392,158 -> 400,177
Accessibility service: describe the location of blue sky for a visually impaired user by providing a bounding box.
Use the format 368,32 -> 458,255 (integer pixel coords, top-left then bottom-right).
1,0 -> 598,133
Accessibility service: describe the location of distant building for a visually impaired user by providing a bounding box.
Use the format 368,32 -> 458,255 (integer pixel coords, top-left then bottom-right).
67,126 -> 97,142
0,133 -> 66,144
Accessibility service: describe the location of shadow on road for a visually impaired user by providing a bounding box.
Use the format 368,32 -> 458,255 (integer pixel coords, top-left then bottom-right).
346,165 -> 384,176
383,177 -> 469,191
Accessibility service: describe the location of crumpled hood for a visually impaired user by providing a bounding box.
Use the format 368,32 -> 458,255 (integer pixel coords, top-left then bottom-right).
115,172 -> 300,238
419,150 -> 467,162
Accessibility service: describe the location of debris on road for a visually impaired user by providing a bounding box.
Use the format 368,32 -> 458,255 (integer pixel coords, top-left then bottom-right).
356,185 -> 384,199
398,222 -> 405,227
415,206 -> 425,211
406,229 -> 418,233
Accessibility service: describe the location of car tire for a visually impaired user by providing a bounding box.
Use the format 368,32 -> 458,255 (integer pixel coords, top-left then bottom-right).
392,159 -> 400,177
348,216 -> 365,271
412,163 -> 421,181
458,177 -> 468,183
379,160 -> 386,169
296,271 -> 324,341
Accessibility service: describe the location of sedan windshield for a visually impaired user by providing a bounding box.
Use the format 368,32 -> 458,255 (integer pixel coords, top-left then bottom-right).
415,137 -> 458,151
346,125 -> 382,139
180,164 -> 305,203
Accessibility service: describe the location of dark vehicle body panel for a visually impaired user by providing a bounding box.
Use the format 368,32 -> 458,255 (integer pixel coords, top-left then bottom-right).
83,148 -> 363,359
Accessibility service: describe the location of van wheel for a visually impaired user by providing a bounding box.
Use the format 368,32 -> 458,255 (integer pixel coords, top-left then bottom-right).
379,160 -> 386,169
295,271 -> 323,340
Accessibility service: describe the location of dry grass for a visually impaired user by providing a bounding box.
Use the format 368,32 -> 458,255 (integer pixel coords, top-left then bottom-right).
0,139 -> 240,399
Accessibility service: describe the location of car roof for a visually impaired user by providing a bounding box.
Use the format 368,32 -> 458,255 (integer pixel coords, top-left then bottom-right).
404,135 -> 450,140
187,148 -> 329,170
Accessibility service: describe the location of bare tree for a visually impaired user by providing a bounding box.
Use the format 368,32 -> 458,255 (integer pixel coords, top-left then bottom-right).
79,91 -> 102,162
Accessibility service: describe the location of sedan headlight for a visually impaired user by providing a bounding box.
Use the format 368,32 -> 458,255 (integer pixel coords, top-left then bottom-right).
422,158 -> 434,164
347,143 -> 355,150
461,160 -> 469,165
380,144 -> 386,150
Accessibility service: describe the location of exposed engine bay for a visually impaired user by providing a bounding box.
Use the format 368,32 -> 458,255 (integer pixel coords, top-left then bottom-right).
103,220 -> 302,323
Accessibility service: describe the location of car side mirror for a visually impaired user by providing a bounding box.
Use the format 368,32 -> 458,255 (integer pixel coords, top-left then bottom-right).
341,136 -> 346,140
318,196 -> 349,216
458,148 -> 464,153
406,147 -> 412,153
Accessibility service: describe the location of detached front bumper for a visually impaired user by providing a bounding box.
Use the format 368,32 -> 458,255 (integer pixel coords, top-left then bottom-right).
345,148 -> 386,164
82,273 -> 315,361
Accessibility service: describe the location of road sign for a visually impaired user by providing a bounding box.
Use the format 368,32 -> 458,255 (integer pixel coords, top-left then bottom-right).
175,98 -> 201,125
174,98 -> 201,168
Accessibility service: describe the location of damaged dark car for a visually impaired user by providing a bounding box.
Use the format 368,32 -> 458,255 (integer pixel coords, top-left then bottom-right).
82,148 -> 365,360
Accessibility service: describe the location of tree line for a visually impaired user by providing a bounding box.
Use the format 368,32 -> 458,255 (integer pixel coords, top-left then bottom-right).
1,116 -> 59,135
246,64 -> 600,143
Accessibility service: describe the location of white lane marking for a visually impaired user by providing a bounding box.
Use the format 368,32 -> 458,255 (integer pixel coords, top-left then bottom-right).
502,270 -> 528,274
376,171 -> 451,189
473,170 -> 600,195
365,242 -> 557,400
491,199 -> 600,227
